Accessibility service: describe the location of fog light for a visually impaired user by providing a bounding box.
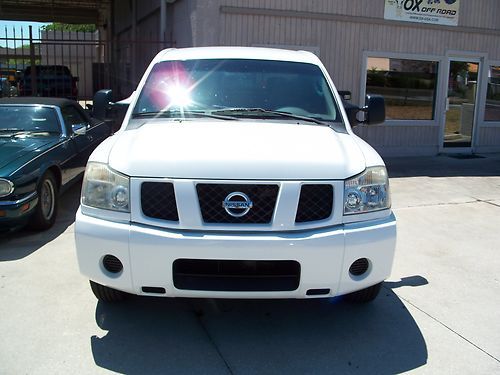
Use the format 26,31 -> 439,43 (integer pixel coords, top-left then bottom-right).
349,258 -> 369,276
21,203 -> 30,212
102,254 -> 123,273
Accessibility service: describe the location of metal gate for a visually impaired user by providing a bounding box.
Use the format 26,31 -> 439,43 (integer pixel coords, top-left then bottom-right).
0,25 -> 172,104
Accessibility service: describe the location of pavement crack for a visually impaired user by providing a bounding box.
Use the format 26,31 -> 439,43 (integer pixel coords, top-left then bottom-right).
472,198 -> 500,208
387,287 -> 500,364
192,309 -> 235,375
393,199 -> 481,210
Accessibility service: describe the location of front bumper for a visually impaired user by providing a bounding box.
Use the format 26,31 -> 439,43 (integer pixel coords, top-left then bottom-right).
0,192 -> 38,229
75,209 -> 397,298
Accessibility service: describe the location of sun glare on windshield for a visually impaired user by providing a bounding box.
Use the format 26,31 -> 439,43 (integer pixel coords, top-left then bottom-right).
167,84 -> 192,107
139,62 -> 196,113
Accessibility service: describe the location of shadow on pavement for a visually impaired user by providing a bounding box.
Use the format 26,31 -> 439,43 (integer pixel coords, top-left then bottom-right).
385,275 -> 429,289
0,182 -> 81,261
385,154 -> 500,178
91,286 -> 427,374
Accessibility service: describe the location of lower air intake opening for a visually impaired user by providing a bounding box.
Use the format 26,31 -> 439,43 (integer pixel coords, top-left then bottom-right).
173,259 -> 300,292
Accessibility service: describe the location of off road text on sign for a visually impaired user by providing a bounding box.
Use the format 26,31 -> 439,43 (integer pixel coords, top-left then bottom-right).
384,0 -> 460,27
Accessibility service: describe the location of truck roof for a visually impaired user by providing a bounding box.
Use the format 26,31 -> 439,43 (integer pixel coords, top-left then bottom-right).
158,46 -> 321,65
0,97 -> 77,107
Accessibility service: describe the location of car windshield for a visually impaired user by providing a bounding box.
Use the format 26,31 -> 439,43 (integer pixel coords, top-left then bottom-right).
0,106 -> 61,134
133,59 -> 342,124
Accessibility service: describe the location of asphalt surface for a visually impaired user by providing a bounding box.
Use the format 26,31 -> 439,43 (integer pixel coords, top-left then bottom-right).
1,154 -> 500,374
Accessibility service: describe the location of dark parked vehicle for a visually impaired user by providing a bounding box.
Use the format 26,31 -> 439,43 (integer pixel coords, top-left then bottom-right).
0,97 -> 111,231
19,65 -> 78,100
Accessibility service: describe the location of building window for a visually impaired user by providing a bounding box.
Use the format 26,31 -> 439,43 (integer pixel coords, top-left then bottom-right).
366,57 -> 438,121
485,65 -> 500,122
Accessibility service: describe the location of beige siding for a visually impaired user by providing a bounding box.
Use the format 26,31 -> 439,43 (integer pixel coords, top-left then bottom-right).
477,127 -> 500,146
354,125 -> 440,156
219,5 -> 500,105
460,0 -> 500,30
223,0 -> 499,31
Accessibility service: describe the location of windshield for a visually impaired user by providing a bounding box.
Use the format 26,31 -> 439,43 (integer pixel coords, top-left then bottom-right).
0,106 -> 61,134
133,59 -> 342,123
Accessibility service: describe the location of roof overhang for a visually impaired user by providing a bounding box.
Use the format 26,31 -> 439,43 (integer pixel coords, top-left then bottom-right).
0,0 -> 109,25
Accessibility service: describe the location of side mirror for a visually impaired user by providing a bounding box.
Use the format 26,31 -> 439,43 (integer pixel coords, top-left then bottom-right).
72,123 -> 87,135
363,94 -> 385,125
93,89 -> 114,120
109,92 -> 134,132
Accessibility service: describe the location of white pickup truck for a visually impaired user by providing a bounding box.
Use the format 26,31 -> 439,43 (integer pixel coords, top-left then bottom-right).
75,47 -> 396,303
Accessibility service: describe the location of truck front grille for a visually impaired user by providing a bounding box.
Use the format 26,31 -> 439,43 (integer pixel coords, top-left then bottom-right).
196,184 -> 279,224
295,184 -> 334,223
173,259 -> 300,291
141,182 -> 179,221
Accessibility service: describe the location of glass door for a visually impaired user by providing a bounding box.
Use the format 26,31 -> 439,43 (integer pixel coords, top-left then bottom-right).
443,60 -> 480,149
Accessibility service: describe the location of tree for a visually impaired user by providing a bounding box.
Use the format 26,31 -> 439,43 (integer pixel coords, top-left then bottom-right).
41,23 -> 96,33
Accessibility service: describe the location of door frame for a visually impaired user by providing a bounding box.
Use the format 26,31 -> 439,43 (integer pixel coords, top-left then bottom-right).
438,51 -> 488,153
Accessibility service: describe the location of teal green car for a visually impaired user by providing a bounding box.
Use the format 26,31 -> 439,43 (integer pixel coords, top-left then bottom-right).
0,97 -> 111,231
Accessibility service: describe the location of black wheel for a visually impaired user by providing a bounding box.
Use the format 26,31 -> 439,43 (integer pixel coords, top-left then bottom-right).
90,280 -> 126,302
29,171 -> 58,230
344,282 -> 382,303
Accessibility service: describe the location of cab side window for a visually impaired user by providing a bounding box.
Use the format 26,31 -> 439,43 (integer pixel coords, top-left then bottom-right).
61,106 -> 87,133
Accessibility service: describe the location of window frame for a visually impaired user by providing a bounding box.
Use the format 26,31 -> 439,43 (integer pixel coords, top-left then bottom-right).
61,104 -> 90,135
482,60 -> 500,127
360,51 -> 444,127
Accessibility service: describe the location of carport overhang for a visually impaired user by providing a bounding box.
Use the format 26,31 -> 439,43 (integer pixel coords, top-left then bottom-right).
0,0 -> 109,25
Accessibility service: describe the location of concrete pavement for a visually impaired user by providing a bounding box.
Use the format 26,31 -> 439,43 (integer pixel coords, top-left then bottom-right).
0,155 -> 499,374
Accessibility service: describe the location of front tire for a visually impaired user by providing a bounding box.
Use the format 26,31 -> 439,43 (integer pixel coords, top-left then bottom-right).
90,280 -> 126,302
29,171 -> 58,230
344,282 -> 382,303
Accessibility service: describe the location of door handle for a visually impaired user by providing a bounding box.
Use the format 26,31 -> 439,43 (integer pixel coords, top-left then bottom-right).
445,98 -> 450,112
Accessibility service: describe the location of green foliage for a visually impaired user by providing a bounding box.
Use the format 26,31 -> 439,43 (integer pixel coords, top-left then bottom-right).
367,70 -> 436,89
41,23 -> 96,33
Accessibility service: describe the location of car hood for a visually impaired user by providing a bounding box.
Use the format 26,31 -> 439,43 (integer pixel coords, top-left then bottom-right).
0,136 -> 60,176
108,120 -> 366,180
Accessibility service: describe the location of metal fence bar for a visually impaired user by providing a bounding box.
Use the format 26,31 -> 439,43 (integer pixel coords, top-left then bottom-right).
29,26 -> 37,96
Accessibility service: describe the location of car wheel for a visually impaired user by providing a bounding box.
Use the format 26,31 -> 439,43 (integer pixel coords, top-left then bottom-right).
29,171 -> 58,230
344,282 -> 382,303
90,280 -> 126,302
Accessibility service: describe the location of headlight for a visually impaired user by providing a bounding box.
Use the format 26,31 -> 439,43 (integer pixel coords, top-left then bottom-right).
0,178 -> 14,198
344,166 -> 390,215
81,162 -> 130,212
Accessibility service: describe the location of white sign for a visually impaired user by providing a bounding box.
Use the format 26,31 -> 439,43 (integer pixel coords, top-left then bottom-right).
384,0 -> 460,27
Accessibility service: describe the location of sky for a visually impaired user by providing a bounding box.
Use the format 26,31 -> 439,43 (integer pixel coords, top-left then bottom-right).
0,20 -> 49,48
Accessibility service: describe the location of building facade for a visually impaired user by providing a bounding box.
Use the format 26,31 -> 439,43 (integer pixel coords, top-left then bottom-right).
112,0 -> 500,156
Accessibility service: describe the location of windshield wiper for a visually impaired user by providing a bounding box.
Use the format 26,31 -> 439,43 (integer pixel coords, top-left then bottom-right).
211,108 -> 328,126
0,128 -> 23,133
132,109 -> 237,121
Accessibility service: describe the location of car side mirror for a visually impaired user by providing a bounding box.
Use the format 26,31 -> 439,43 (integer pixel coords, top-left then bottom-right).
362,94 -> 385,125
93,89 -> 114,120
72,123 -> 87,136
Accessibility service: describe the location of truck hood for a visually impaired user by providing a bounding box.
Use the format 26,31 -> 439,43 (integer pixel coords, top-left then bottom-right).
108,120 -> 366,180
0,136 -> 60,175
